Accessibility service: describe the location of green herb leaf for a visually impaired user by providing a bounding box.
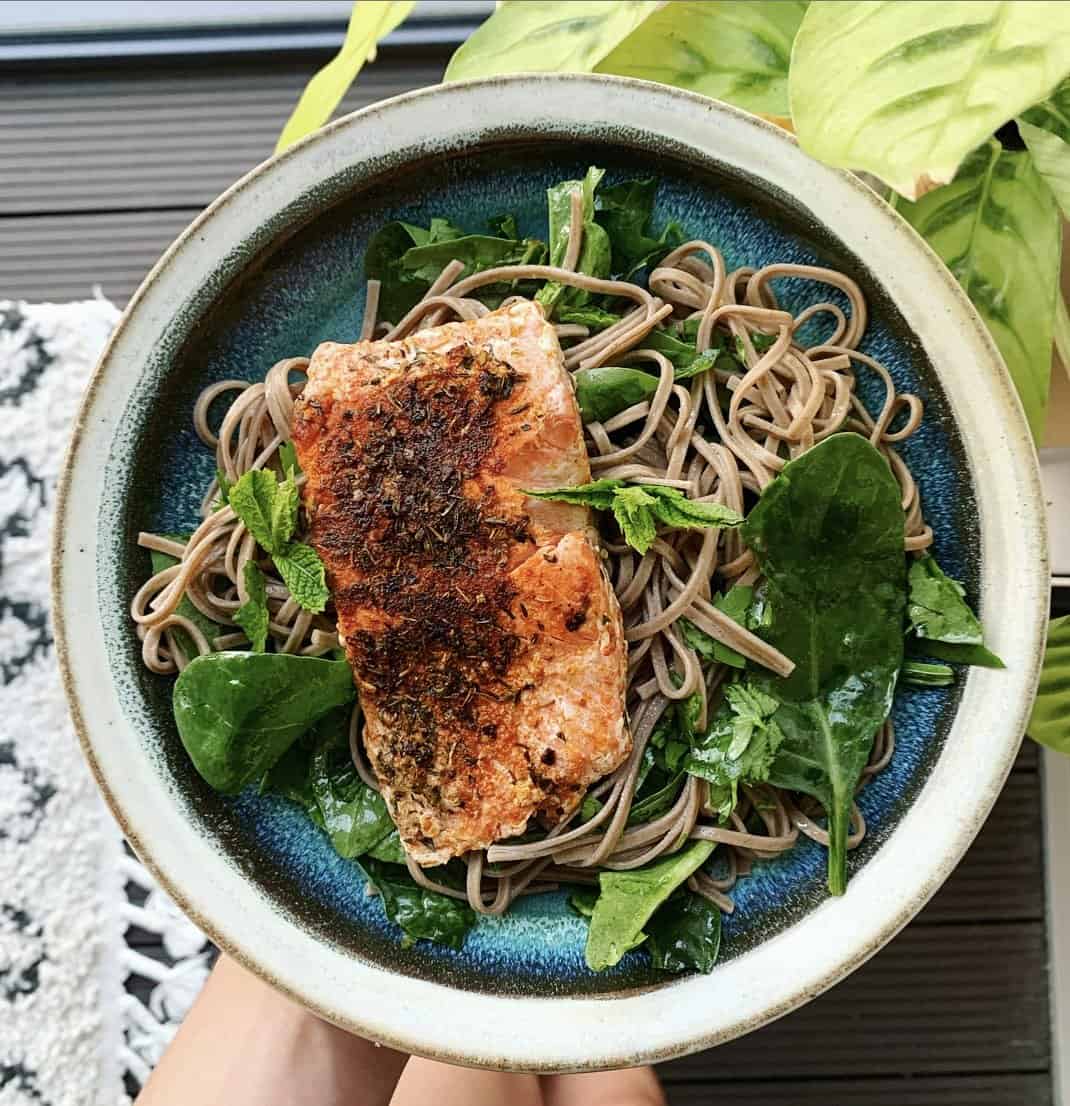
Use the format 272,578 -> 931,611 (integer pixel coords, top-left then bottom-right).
309,713 -> 395,859
900,659 -> 955,688
627,772 -> 685,826
364,221 -> 430,322
644,889 -> 722,974
360,857 -> 476,951
444,0 -> 660,81
907,554 -> 983,645
276,1 -> 414,153
173,652 -> 355,793
527,479 -> 743,556
1028,615 -> 1070,753
597,0 -> 805,118
894,140 -> 1060,442
401,234 -> 548,289
235,561 -> 270,653
214,468 -> 232,511
680,585 -> 757,670
584,840 -> 714,971
228,469 -> 296,554
909,639 -> 1005,669
149,541 -> 220,661
572,348 -> 717,424
569,888 -> 600,919
742,434 -> 906,895
278,440 -> 302,479
487,213 -> 519,238
686,681 -> 785,821
273,542 -> 329,614
261,740 -> 321,824
789,0 -> 1070,200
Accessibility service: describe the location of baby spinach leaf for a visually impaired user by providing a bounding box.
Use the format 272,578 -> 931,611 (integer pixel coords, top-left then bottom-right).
572,348 -> 718,424
558,306 -> 621,331
173,652 -> 355,794
444,1 -> 660,82
235,561 -> 270,653
585,840 -> 714,971
569,888 -> 599,919
900,660 -> 955,688
789,1 -> 1070,200
742,433 -> 906,894
537,166 -> 612,315
364,221 -> 430,322
594,177 -> 684,276
273,542 -> 329,614
527,479 -> 743,555
149,542 -> 220,661
260,740 -> 321,825
645,889 -> 722,974
908,639 -> 1005,669
627,772 -> 685,826
367,830 -> 407,864
310,730 -> 395,859
360,858 -> 476,951
400,234 -> 547,288
487,213 -> 519,239
907,554 -> 983,645
1028,614 -> 1070,753
686,681 -> 785,821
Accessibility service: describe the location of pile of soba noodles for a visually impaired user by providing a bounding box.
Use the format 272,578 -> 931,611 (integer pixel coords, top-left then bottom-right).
132,184 -> 931,921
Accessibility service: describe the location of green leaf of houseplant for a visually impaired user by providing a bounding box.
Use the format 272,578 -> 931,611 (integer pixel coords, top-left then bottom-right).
1020,78 -> 1070,216
276,0 -> 415,154
596,0 -> 807,118
789,0 -> 1070,199
1029,615 -> 1070,753
893,140 -> 1061,443
444,0 -> 660,82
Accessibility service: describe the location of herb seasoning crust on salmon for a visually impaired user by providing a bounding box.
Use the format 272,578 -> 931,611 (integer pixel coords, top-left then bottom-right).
291,300 -> 630,866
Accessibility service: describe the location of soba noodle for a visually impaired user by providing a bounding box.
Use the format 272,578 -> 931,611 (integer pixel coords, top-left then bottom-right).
132,218 -> 925,918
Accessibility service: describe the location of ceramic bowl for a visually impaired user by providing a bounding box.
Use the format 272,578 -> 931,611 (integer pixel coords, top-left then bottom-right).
53,75 -> 1048,1070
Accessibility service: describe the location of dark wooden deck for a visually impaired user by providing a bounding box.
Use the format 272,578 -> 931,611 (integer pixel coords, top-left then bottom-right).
2,47 -> 1055,1106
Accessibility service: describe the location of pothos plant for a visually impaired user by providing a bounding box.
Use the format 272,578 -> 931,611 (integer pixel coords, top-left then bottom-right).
277,0 -> 1070,753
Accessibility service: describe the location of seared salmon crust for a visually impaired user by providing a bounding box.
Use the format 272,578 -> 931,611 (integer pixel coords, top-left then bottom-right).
292,300 -> 629,865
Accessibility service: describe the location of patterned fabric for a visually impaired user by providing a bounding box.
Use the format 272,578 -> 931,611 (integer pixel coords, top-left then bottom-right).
0,300 -> 211,1105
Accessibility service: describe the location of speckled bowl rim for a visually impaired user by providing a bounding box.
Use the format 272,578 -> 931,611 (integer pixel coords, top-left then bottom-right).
52,74 -> 1048,1071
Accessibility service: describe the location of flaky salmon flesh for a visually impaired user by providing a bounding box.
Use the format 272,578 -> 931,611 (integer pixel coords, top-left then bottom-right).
292,299 -> 630,865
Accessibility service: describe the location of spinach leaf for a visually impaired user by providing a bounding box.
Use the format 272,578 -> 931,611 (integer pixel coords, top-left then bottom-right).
235,561 -> 270,653
360,858 -> 476,951
679,584 -> 757,669
585,840 -> 714,971
364,221 -> 436,322
400,234 -> 547,290
569,888 -> 599,919
311,737 -> 395,859
572,348 -> 718,424
487,213 -> 519,238
686,681 -> 785,821
627,772 -> 685,826
558,306 -> 621,331
907,554 -> 983,645
907,639 -> 1005,670
645,889 -> 722,974
900,660 -> 955,688
173,652 -> 355,793
1029,614 -> 1070,754
149,542 -> 220,661
527,479 -> 743,555
741,434 -> 905,894
367,831 -> 408,864
537,167 -> 612,315
261,740 -> 321,825
594,177 -> 684,276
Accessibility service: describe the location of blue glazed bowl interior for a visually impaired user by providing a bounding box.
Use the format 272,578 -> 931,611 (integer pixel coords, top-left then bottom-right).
102,139 -> 973,997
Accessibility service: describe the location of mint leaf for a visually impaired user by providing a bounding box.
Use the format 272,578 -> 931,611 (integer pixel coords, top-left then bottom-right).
642,486 -> 744,531
524,479 -> 622,511
229,469 -> 284,553
611,485 -> 658,555
274,542 -> 329,613
272,472 -> 300,551
235,561 -> 270,653
278,440 -> 302,478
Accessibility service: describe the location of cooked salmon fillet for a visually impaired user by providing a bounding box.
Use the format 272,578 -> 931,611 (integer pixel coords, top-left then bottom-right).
292,300 -> 629,866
